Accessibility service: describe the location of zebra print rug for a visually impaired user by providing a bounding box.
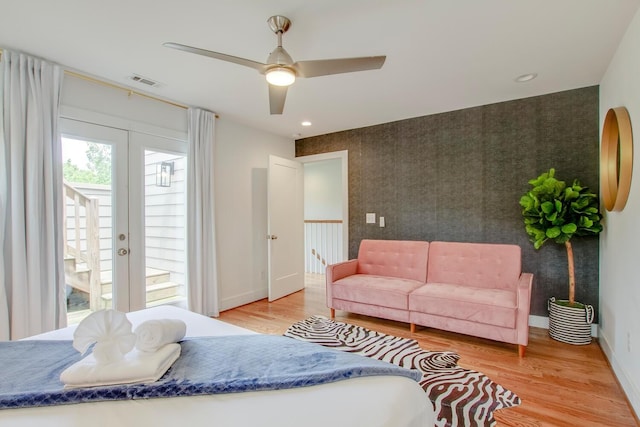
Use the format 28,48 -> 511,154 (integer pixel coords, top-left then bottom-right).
284,315 -> 520,427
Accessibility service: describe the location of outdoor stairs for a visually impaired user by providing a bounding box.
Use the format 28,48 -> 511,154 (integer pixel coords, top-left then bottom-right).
64,256 -> 183,309
100,267 -> 183,308
64,255 -> 91,294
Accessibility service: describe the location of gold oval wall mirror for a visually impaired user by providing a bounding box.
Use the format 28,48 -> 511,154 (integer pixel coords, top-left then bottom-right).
601,107 -> 633,211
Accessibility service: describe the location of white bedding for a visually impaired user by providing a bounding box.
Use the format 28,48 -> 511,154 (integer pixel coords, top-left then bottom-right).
2,306 -> 434,427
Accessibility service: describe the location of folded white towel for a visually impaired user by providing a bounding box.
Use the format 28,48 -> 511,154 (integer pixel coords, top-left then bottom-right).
60,343 -> 181,388
73,309 -> 137,364
134,319 -> 187,353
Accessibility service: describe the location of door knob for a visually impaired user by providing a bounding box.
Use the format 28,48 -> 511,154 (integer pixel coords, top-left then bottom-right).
117,248 -> 129,256
267,235 -> 278,240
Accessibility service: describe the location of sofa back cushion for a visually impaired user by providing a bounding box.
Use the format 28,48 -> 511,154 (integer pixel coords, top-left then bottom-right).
357,239 -> 429,282
427,241 -> 521,290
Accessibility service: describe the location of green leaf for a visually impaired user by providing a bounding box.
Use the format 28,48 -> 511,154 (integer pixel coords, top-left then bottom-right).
579,217 -> 593,228
541,201 -> 555,214
533,239 -> 546,250
572,198 -> 589,210
546,227 -> 561,238
519,195 -> 534,209
561,223 -> 577,234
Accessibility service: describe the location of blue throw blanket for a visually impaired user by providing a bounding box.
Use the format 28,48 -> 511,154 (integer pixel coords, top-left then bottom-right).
0,335 -> 421,409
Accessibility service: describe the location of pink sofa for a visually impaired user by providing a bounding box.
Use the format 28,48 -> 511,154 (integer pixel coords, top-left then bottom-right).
326,239 -> 533,357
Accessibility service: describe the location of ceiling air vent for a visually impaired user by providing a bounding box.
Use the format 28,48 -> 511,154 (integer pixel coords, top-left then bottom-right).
129,74 -> 161,87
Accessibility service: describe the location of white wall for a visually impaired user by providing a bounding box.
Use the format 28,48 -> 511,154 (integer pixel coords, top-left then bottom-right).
61,74 -> 187,136
215,119 -> 293,311
304,159 -> 342,220
599,7 -> 640,416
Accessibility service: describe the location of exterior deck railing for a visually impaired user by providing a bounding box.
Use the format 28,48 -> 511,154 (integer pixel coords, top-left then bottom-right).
63,181 -> 101,310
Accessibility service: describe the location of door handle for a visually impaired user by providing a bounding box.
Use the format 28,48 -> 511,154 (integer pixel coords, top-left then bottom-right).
267,235 -> 278,240
117,248 -> 129,256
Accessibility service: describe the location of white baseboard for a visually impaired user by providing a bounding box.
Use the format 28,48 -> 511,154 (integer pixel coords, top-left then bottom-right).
598,327 -> 640,418
219,289 -> 267,312
529,314 -> 598,337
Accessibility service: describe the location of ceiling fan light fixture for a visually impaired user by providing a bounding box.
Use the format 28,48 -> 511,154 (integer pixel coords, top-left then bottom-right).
266,67 -> 296,86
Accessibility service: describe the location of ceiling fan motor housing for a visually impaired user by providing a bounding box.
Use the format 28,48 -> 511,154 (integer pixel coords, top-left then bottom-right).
267,16 -> 291,34
266,16 -> 294,69
267,47 -> 294,67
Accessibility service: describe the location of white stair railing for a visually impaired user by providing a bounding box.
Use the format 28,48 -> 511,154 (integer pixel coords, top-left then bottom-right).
304,220 -> 343,274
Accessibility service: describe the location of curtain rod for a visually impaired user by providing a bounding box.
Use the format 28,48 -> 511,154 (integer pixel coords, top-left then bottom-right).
1,49 -> 219,117
64,70 -> 189,110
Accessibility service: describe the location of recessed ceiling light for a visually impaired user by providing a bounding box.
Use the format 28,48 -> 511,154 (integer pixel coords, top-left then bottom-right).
514,73 -> 538,83
301,121 -> 312,126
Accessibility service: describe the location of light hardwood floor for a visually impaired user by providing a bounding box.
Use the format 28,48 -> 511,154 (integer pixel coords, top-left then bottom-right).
218,278 -> 639,427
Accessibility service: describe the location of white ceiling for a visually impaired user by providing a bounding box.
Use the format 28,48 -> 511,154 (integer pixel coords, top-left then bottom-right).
1,0 -> 639,139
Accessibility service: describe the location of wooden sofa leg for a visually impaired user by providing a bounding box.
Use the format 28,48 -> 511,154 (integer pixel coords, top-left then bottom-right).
518,345 -> 526,358
330,308 -> 335,319
410,323 -> 416,333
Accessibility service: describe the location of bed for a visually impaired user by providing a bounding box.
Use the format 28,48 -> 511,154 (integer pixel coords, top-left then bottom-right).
0,305 -> 435,427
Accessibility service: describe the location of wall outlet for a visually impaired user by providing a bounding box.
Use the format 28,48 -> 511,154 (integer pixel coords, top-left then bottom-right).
366,213 -> 376,224
379,216 -> 385,227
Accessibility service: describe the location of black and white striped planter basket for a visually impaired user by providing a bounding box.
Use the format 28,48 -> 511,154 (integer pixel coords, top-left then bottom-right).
548,297 -> 594,345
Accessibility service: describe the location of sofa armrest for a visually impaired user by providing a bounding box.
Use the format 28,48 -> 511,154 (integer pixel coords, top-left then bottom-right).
327,259 -> 358,282
516,272 -> 534,345
326,259 -> 358,307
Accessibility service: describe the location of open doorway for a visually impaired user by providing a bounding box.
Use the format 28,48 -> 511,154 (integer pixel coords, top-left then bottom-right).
297,151 -> 348,289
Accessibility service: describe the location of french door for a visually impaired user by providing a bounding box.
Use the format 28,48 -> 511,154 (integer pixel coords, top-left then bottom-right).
60,118 -> 188,323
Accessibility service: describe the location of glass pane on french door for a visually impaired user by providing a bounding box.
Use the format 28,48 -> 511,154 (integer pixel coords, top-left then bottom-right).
142,150 -> 187,309
60,121 -> 127,325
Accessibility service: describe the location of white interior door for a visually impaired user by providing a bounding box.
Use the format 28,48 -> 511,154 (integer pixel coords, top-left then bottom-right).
267,155 -> 304,301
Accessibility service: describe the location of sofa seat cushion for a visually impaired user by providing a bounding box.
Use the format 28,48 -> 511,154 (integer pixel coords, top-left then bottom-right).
332,274 -> 425,310
409,283 -> 517,328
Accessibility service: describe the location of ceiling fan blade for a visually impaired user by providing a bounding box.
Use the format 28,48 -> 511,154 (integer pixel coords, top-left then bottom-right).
293,56 -> 386,78
269,84 -> 288,115
163,42 -> 268,73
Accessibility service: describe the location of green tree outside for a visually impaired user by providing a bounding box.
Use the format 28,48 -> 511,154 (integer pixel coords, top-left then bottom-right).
63,142 -> 111,185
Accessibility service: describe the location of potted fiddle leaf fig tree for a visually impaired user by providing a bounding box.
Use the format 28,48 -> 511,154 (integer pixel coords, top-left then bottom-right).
519,168 -> 602,345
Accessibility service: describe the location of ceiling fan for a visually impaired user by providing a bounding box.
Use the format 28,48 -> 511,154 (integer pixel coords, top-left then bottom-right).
163,15 -> 386,115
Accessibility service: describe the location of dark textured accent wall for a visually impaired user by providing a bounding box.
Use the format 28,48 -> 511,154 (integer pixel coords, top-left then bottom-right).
295,86 -> 600,318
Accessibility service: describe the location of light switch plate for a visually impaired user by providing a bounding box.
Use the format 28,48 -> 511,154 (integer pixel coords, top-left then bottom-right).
366,213 -> 376,224
379,216 -> 385,227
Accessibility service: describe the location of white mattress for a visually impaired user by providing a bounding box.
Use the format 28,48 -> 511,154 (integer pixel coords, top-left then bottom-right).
3,306 -> 434,427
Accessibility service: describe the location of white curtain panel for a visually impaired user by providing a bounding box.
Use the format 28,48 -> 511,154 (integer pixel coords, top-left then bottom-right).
0,50 -> 66,340
186,108 -> 219,316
